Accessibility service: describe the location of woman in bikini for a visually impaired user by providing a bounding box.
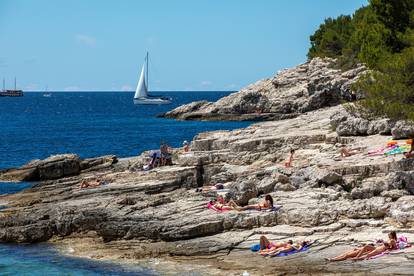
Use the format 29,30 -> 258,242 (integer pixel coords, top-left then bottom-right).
284,149 -> 295,168
327,244 -> 376,261
80,179 -> 102,189
209,199 -> 240,211
267,241 -> 309,256
239,194 -> 274,211
351,231 -> 398,261
259,236 -> 293,255
339,145 -> 361,158
327,231 -> 398,261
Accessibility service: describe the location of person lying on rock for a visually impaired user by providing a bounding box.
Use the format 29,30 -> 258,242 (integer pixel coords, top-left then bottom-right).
79,177 -> 109,189
239,194 -> 274,211
258,235 -> 293,254
339,145 -> 361,158
284,149 -> 295,168
266,241 -> 309,256
326,244 -> 376,262
327,231 -> 398,261
210,199 -> 240,211
196,183 -> 225,192
350,231 -> 398,261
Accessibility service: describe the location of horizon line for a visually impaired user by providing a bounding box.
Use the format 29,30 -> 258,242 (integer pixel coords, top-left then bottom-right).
24,90 -> 238,93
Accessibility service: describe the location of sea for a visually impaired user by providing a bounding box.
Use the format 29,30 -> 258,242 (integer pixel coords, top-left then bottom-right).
0,91 -> 251,275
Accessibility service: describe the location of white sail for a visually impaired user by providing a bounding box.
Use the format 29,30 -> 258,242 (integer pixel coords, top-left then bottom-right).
134,63 -> 147,99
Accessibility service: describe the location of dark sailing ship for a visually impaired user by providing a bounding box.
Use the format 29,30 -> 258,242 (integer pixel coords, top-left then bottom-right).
0,78 -> 23,97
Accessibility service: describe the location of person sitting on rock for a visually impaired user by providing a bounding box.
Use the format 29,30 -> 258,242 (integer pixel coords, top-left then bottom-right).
339,145 -> 361,158
147,151 -> 161,169
79,177 -> 109,189
327,231 -> 398,261
284,149 -> 295,168
183,140 -> 190,152
351,231 -> 398,261
258,235 -> 293,254
160,144 -> 173,166
404,139 -> 414,158
239,194 -> 274,211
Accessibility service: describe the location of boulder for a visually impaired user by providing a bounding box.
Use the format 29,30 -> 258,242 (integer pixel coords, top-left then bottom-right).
388,196 -> 414,227
386,171 -> 414,194
391,121 -> 414,139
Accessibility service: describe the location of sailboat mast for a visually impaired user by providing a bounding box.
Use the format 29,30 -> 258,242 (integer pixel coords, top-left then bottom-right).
14,77 -> 16,90
146,52 -> 149,91
2,78 -> 5,91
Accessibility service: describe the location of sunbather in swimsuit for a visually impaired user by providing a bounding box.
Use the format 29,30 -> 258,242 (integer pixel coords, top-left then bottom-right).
211,199 -> 239,211
404,141 -> 414,158
351,231 -> 398,260
79,177 -> 109,189
284,149 -> 295,168
327,231 -> 398,261
196,183 -> 225,192
240,194 -> 274,211
267,241 -> 309,256
327,244 -> 376,261
259,235 -> 293,254
340,146 -> 361,158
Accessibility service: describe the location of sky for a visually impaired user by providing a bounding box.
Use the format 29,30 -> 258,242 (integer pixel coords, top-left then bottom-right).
0,0 -> 368,91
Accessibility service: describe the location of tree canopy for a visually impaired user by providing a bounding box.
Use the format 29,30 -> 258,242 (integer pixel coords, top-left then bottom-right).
308,0 -> 414,121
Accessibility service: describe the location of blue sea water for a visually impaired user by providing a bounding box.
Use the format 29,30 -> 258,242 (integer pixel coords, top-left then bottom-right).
0,91 -> 249,169
0,243 -> 158,276
0,91 -> 250,275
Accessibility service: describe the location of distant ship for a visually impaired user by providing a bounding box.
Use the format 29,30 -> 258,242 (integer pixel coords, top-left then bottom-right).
133,52 -> 171,105
43,86 -> 52,97
0,78 -> 23,97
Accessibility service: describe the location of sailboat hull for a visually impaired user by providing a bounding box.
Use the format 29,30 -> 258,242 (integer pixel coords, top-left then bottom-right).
133,97 -> 171,105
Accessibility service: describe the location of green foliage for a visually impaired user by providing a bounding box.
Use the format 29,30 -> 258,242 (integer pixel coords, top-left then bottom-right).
308,0 -> 414,121
308,15 -> 353,59
356,46 -> 414,121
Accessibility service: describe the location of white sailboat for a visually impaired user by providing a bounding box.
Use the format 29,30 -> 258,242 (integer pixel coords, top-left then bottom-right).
133,52 -> 171,105
43,86 -> 52,97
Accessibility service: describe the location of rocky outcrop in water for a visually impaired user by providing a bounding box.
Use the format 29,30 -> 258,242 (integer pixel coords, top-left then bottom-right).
0,154 -> 117,181
161,58 -> 367,121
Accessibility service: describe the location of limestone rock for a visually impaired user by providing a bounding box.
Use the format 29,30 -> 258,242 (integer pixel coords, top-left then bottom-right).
0,154 -> 118,181
161,58 -> 367,121
391,120 -> 414,139
389,196 -> 414,227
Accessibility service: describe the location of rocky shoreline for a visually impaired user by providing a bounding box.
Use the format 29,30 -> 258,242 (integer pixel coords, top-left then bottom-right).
1,58 -> 414,275
160,58 -> 366,122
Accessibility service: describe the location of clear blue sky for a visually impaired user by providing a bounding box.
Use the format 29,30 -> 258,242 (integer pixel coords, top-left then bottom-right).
0,0 -> 367,91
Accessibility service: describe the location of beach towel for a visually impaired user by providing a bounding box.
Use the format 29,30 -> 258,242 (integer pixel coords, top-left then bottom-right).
368,147 -> 385,156
246,206 -> 281,213
262,206 -> 281,212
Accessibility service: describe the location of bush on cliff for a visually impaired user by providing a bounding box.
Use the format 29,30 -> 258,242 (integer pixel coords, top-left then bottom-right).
309,0 -> 414,121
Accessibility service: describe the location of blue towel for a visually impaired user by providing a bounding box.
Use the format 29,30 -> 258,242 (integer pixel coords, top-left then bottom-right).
250,244 -> 262,252
270,245 -> 309,257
